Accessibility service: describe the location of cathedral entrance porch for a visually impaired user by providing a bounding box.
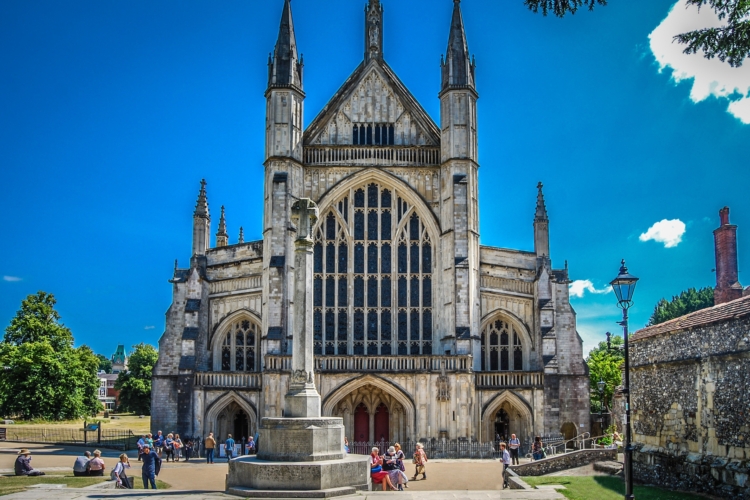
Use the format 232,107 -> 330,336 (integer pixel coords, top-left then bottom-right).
481,391 -> 533,451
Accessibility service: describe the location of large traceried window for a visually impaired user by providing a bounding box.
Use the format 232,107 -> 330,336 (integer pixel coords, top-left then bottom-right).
221,319 -> 258,371
481,319 -> 523,371
314,183 -> 433,356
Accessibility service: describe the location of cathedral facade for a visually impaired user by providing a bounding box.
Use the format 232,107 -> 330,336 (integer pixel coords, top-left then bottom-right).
152,0 -> 590,447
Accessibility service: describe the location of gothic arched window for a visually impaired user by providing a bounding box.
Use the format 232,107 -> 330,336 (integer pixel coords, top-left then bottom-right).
481,319 -> 523,371
220,319 -> 258,372
314,183 -> 433,356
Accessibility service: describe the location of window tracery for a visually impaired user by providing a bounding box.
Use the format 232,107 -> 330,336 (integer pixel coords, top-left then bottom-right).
220,319 -> 258,371
480,319 -> 523,371
314,183 -> 433,356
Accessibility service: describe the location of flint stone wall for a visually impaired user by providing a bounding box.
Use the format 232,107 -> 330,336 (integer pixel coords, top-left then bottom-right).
625,313 -> 750,498
509,448 -> 616,476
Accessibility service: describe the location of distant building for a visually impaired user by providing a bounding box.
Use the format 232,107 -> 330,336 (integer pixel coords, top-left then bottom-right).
619,207 -> 750,498
98,373 -> 120,411
111,345 -> 128,373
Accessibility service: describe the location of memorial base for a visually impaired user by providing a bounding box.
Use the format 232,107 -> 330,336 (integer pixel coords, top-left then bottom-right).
226,417 -> 371,497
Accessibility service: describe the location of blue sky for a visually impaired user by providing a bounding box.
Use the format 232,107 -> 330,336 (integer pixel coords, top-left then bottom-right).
1,0 -> 748,359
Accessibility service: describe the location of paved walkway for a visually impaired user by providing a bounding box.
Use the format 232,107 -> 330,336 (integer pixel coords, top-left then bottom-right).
0,442 -> 564,499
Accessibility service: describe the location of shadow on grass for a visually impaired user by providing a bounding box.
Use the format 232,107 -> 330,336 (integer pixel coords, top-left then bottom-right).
592,475 -> 707,500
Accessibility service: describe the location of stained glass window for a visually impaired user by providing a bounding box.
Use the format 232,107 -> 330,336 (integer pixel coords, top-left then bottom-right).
220,318 -> 257,372
313,183 -> 433,355
482,319 -> 524,372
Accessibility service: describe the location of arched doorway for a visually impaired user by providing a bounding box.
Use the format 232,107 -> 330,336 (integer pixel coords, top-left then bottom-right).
561,422 -> 577,441
494,409 -> 510,441
205,393 -> 256,445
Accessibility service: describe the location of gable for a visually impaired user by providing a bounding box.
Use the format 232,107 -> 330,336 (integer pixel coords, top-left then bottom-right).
304,60 -> 440,147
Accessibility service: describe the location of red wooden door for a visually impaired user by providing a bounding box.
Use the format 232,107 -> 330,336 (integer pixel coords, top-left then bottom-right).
374,403 -> 389,443
354,403 -> 369,444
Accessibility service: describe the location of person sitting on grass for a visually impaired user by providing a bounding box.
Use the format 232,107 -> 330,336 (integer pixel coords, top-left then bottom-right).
73,451 -> 91,476
15,449 -> 45,476
87,450 -> 106,476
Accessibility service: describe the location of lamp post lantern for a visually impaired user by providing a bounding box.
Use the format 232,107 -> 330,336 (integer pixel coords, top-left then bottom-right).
610,259 -> 638,500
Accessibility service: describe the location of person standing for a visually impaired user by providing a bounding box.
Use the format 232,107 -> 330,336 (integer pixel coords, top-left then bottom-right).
499,443 -> 511,489
141,444 -> 161,489
246,435 -> 255,455
153,431 -> 164,458
225,434 -> 235,461
112,453 -> 132,489
205,432 -> 216,464
163,434 -> 175,462
174,434 -> 183,462
508,434 -> 521,465
15,449 -> 44,476
73,451 -> 91,477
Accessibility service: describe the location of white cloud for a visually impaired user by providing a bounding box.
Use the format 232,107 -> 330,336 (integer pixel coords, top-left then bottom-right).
569,280 -> 612,298
3,276 -> 22,282
639,219 -> 686,248
649,0 -> 750,124
144,326 -> 155,330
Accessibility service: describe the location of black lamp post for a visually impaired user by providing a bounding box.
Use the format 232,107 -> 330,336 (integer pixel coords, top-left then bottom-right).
610,259 -> 638,500
597,378 -> 606,421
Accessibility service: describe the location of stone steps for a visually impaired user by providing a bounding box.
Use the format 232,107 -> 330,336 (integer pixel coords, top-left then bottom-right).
593,461 -> 623,475
226,485 -> 358,498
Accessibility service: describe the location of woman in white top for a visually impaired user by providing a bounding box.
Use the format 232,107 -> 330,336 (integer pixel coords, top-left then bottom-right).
112,453 -> 131,489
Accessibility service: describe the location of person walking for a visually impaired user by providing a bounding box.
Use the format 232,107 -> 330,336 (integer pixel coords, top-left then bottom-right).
508,434 -> 521,465
412,443 -> 427,481
15,449 -> 44,476
500,442 -> 511,489
532,436 -> 545,461
141,444 -> 161,489
72,451 -> 91,477
137,435 -> 146,461
153,431 -> 164,458
225,434 -> 236,461
246,435 -> 256,455
174,434 -> 183,462
111,453 -> 132,489
205,432 -> 216,464
164,434 -> 175,462
87,450 -> 106,476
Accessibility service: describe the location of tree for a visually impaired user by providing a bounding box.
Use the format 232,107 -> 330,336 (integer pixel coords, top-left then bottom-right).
524,0 -> 750,67
115,343 -> 158,415
648,287 -> 714,325
586,335 -> 623,413
96,354 -> 113,374
0,292 -> 101,419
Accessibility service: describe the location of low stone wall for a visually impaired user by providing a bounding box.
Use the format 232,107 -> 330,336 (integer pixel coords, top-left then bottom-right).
633,444 -> 749,499
509,448 -> 617,476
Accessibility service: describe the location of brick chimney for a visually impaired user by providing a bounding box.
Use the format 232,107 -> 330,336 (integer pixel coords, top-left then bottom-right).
713,207 -> 743,305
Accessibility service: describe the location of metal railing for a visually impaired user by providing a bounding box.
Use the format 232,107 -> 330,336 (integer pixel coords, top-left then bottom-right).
475,371 -> 544,389
194,372 -> 263,389
0,426 -> 137,451
303,145 -> 441,167
264,355 -> 473,373
349,439 -> 496,459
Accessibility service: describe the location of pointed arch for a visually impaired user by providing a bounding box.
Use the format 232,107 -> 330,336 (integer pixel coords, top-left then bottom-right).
322,374 -> 416,438
204,390 -> 258,435
480,310 -> 533,371
210,309 -> 262,371
481,390 -> 534,443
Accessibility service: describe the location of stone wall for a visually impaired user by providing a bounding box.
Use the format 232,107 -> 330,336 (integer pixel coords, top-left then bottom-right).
621,311 -> 750,498
509,448 -> 616,476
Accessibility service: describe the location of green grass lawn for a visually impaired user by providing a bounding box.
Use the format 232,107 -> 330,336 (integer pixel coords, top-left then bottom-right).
0,474 -> 170,496
523,476 -> 706,500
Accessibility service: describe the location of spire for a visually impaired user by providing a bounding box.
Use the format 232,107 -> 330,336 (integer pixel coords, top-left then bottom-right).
268,0 -> 303,90
194,179 -> 209,220
364,0 -> 384,62
535,182 -> 548,220
216,206 -> 228,247
238,226 -> 245,244
441,0 -> 475,92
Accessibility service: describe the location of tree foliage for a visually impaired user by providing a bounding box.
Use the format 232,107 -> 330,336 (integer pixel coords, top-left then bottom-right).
115,343 -> 158,415
675,0 -> 750,67
525,0 -> 750,67
648,287 -> 714,325
586,335 -> 623,413
0,292 -> 101,419
96,354 -> 113,374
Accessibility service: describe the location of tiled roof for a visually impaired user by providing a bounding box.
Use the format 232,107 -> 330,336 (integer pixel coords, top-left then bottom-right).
631,294 -> 750,341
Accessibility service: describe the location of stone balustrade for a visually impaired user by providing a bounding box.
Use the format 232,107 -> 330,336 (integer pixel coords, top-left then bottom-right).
475,371 -> 544,389
303,145 -> 440,167
480,275 -> 534,295
264,355 -> 473,373
209,275 -> 263,295
194,371 -> 263,389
